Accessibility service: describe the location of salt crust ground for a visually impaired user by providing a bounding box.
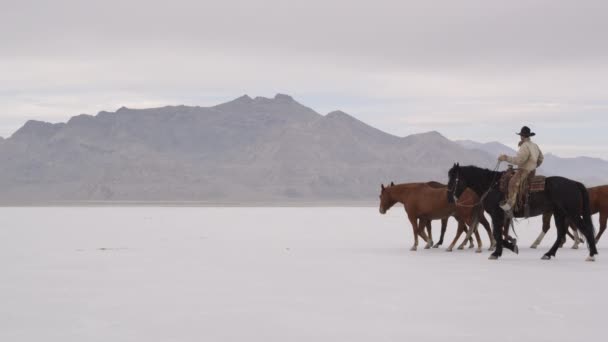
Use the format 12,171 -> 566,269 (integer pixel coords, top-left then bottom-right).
0,207 -> 606,341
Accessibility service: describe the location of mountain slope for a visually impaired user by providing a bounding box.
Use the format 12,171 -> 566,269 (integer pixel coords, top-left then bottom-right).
1,94 -> 605,203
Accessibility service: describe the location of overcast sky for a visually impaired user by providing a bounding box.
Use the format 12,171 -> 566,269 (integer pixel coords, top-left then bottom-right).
2,0 -> 607,158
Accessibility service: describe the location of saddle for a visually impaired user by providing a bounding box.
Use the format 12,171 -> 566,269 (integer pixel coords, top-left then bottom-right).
499,166 -> 546,215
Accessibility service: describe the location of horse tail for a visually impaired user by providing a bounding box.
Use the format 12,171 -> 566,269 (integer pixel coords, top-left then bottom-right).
574,182 -> 597,255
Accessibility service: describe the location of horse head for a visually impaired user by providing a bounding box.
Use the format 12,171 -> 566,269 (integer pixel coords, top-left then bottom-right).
447,163 -> 466,203
379,182 -> 397,214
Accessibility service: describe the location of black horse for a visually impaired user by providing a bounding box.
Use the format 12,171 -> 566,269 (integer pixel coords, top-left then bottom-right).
447,163 -> 597,261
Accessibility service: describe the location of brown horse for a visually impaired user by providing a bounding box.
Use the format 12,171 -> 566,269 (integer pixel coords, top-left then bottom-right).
423,181 -> 494,251
379,182 -> 496,252
422,181 -> 466,248
531,184 -> 608,248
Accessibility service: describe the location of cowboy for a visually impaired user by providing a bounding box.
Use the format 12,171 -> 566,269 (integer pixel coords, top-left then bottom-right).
497,126 -> 544,214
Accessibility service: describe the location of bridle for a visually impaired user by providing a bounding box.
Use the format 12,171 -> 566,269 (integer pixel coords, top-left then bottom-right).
450,161 -> 503,208
448,174 -> 460,203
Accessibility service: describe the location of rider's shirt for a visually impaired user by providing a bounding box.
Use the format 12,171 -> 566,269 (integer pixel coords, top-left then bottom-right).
506,138 -> 544,171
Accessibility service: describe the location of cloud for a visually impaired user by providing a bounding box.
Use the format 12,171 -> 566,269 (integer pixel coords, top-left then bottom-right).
1,0 -> 607,158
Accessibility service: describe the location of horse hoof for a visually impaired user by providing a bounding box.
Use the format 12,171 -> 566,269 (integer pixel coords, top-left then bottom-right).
476,248 -> 482,254
410,246 -> 417,251
572,245 -> 579,250
586,256 -> 596,262
457,246 -> 464,250
530,245 -> 537,249
424,245 -> 431,249
541,255 -> 551,260
446,248 -> 453,252
488,246 -> 496,252
488,254 -> 499,260
432,244 -> 440,248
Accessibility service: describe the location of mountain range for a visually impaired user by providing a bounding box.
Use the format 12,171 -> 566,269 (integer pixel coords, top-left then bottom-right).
1,94 -> 606,204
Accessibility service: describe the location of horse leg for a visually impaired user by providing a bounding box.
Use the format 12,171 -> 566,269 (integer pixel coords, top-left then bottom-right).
473,227 -> 483,253
447,221 -> 465,252
456,226 -> 476,249
433,218 -> 448,248
417,218 -> 433,249
565,208 -> 598,261
499,217 -> 516,252
489,216 -> 504,260
502,218 -> 510,241
425,220 -> 434,248
467,217 -> 481,248
500,220 -> 517,254
459,205 -> 481,247
416,218 -> 432,249
417,219 -> 429,243
562,222 -> 576,248
457,224 -> 470,250
542,212 -> 568,260
480,215 -> 495,251
531,211 -> 552,248
596,211 -> 607,242
408,215 -> 420,251
571,225 -> 581,249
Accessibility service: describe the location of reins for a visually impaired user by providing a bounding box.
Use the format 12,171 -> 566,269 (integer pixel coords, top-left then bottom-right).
451,161 -> 505,243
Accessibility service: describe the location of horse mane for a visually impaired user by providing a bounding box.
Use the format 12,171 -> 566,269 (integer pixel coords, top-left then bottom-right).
460,165 -> 503,179
457,165 -> 504,194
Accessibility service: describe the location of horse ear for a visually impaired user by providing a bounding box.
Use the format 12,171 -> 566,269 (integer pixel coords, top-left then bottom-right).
456,162 -> 460,167
390,181 -> 395,186
381,184 -> 385,190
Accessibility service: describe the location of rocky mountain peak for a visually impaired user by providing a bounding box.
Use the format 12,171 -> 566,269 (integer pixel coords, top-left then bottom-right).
273,93 -> 294,102
10,120 -> 64,141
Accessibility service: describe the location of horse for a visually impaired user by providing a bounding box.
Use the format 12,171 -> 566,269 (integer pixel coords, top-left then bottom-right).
531,184 -> 608,248
422,181 -> 495,251
380,182 -> 437,246
447,163 -> 598,261
379,182 -> 496,252
423,181 -> 468,248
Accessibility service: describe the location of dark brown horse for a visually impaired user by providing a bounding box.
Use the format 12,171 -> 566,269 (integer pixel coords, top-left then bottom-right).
379,182 -> 495,252
448,164 -> 598,261
531,185 -> 608,248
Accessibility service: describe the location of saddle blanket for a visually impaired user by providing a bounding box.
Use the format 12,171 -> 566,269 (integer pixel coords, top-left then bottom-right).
499,169 -> 545,193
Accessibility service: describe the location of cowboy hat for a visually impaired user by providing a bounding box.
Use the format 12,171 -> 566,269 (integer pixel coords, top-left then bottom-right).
516,126 -> 535,137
